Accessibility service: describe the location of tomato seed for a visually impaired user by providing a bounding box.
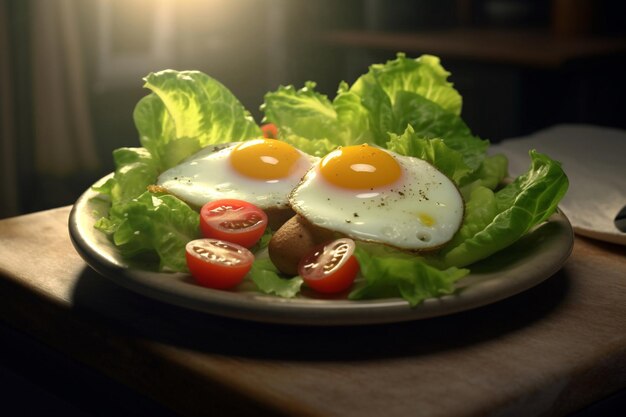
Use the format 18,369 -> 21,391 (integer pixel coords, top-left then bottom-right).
220,213 -> 264,230
192,245 -> 242,266
209,205 -> 247,215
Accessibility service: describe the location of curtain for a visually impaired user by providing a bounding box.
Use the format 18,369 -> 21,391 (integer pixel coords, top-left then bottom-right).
0,1 -> 19,218
31,0 -> 99,176
0,0 -> 100,218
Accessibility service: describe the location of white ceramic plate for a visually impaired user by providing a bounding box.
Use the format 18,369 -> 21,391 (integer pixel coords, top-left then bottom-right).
69,174 -> 574,326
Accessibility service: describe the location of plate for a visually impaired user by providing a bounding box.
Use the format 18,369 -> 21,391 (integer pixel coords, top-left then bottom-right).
69,174 -> 574,326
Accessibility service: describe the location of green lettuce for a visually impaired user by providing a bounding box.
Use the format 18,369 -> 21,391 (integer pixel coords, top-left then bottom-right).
261,81 -> 374,156
389,91 -> 488,170
92,147 -> 159,206
95,70 -> 262,272
385,125 -> 506,201
95,191 -> 200,271
352,53 -> 462,116
349,244 -> 469,307
263,53 -> 487,168
386,126 -> 472,184
442,151 -> 568,267
248,258 -> 303,298
137,70 -> 261,170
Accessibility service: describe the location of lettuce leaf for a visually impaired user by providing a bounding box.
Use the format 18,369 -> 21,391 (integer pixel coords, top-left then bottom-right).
442,151 -> 568,267
95,191 -> 200,271
349,244 -> 469,307
137,70 -> 262,170
390,91 -> 488,170
92,147 -> 159,205
443,186 -> 499,252
262,82 -> 337,141
261,81 -> 375,155
263,53 -> 487,169
350,54 -> 478,152
248,258 -> 303,298
458,154 -> 508,200
352,53 -> 462,116
386,126 -> 472,184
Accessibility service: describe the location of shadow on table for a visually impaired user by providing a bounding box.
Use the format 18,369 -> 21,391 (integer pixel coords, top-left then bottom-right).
70,263 -> 571,362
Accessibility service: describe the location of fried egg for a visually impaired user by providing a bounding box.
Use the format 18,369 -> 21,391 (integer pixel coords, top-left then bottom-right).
289,144 -> 464,250
157,139 -> 317,210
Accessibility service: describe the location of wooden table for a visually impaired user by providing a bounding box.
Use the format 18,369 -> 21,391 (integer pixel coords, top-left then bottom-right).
0,206 -> 625,416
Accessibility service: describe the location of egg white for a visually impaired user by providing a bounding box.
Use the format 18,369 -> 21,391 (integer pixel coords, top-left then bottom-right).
157,143 -> 318,210
289,150 -> 465,250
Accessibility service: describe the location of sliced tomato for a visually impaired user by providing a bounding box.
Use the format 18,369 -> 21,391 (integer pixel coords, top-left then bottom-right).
200,199 -> 268,248
186,238 -> 254,289
298,238 -> 359,294
261,123 -> 278,139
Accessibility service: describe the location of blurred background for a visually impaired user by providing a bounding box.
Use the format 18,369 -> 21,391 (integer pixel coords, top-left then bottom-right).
1,0 -> 625,219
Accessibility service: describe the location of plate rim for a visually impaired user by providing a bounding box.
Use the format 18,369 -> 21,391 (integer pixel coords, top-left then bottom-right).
68,174 -> 574,326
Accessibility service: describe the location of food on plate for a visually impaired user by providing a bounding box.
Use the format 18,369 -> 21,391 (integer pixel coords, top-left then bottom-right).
289,143 -> 464,250
157,138 -> 317,228
261,123 -> 279,139
298,238 -> 359,294
93,53 -> 569,306
199,199 -> 268,248
186,238 -> 254,289
268,214 -> 335,275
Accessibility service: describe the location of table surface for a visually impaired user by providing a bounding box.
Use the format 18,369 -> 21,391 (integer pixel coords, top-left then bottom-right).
0,206 -> 625,416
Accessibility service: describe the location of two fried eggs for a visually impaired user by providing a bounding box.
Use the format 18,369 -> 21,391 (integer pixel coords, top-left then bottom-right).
158,139 -> 464,250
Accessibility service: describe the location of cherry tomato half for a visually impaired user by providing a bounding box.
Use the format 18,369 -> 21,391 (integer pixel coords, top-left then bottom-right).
261,123 -> 278,139
298,238 -> 359,294
186,238 -> 254,289
200,199 -> 268,248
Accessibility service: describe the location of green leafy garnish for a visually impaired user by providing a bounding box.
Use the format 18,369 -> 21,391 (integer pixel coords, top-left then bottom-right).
95,191 -> 200,271
248,258 -> 303,298
137,70 -> 261,170
442,151 -> 568,267
349,244 -> 469,307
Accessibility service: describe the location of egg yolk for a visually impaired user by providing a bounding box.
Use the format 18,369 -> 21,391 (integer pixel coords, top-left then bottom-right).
230,139 -> 301,180
320,144 -> 402,189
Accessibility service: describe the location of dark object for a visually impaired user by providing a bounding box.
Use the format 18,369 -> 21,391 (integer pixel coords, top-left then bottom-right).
614,205 -> 626,232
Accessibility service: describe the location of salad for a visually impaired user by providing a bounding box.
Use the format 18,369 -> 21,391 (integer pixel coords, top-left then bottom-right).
93,53 -> 568,306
